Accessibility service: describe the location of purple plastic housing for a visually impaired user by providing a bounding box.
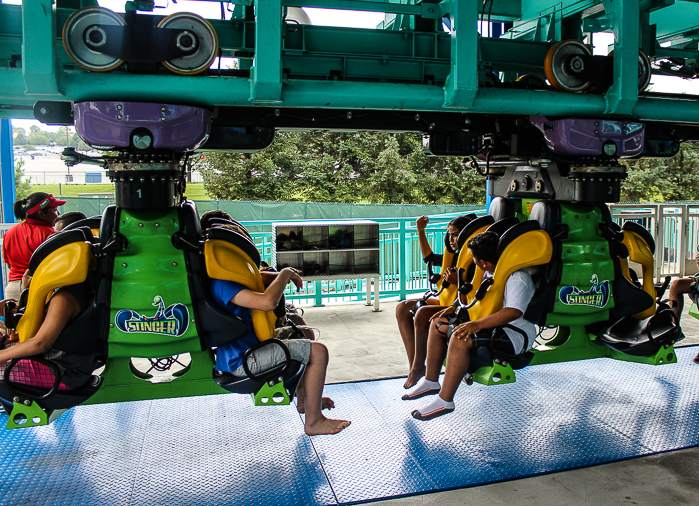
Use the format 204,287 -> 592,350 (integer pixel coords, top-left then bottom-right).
73,102 -> 212,151
530,116 -> 644,158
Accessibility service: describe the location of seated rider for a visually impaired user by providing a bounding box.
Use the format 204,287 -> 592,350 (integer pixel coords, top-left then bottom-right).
54,211 -> 88,232
403,231 -> 536,420
259,260 -> 314,340
0,273 -> 101,413
200,209 -> 234,232
209,226 -> 350,435
19,212 -> 90,293
396,215 -> 473,389
668,250 -> 699,364
201,215 -> 313,339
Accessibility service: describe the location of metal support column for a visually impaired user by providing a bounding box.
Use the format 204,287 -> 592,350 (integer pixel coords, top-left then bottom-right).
605,0 -> 640,114
398,220 -> 407,300
681,204 -> 689,278
655,204 -> 664,280
373,279 -> 380,312
251,0 -> 282,103
442,0 -> 478,109
0,119 -> 15,224
22,0 -> 62,96
485,179 -> 492,213
0,118 -> 16,298
314,280 -> 324,307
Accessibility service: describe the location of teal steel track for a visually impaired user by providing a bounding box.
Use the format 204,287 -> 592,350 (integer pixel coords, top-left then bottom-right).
0,0 -> 697,123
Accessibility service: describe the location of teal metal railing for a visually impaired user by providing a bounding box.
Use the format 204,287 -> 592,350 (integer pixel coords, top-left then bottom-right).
242,211 -> 486,307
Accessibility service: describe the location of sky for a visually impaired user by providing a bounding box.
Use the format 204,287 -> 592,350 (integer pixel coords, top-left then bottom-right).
11,3 -> 699,133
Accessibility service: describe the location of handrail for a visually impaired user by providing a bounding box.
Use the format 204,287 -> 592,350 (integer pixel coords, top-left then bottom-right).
5,201 -> 697,306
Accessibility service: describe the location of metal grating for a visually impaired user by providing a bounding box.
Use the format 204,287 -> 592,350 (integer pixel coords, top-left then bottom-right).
1,348 -> 698,505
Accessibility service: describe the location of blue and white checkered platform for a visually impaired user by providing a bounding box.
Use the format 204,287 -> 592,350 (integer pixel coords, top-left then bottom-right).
2,347 -> 698,506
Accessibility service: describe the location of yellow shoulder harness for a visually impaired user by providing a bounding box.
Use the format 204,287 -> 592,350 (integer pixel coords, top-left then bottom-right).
204,238 -> 276,341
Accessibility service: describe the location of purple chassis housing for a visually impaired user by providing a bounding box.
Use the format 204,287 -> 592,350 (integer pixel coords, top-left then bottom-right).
73,102 -> 212,151
530,115 -> 645,157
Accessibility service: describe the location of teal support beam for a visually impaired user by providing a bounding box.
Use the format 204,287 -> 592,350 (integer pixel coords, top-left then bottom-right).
314,280 -> 324,307
442,0 -> 478,109
285,0 -> 426,17
251,0 -> 282,104
651,3 -> 699,44
21,0 -> 62,97
4,67 -> 699,121
604,0 -> 640,114
399,219 -> 407,300
511,0 -> 600,40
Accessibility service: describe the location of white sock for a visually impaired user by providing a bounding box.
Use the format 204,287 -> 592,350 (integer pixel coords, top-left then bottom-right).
409,377 -> 440,394
415,394 -> 455,416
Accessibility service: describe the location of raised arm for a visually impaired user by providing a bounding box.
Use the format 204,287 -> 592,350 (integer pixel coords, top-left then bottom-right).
231,268 -> 302,312
261,268 -> 303,291
416,216 -> 434,261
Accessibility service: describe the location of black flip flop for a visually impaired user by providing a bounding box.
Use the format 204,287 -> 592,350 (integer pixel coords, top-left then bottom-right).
411,406 -> 454,421
401,387 -> 440,401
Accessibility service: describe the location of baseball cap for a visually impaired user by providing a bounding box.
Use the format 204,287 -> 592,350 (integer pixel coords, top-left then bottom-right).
25,194 -> 67,215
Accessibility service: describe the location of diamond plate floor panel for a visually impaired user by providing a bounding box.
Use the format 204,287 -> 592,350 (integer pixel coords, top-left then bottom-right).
0,394 -> 335,506
301,382 -> 440,504
1,347 -> 698,506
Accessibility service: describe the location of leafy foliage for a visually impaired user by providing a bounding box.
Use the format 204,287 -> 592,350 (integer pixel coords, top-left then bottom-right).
621,143 -> 699,201
14,158 -> 31,199
12,125 -> 86,149
195,132 -> 486,204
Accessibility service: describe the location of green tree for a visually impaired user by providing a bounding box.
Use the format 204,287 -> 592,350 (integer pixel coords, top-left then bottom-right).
14,158 -> 31,199
621,143 -> 699,201
27,133 -> 49,146
54,126 -> 69,146
68,132 -> 93,152
195,131 -> 486,204
13,132 -> 26,145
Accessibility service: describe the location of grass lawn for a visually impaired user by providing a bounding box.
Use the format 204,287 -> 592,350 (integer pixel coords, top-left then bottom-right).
30,183 -> 211,200
183,183 -> 210,200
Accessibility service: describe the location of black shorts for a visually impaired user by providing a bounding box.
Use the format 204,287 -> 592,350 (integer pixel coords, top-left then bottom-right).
435,320 -> 516,356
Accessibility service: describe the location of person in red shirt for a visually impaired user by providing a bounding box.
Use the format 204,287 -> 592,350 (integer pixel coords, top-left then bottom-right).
2,193 -> 66,301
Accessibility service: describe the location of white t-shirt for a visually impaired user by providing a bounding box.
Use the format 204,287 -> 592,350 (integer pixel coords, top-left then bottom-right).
485,269 -> 536,353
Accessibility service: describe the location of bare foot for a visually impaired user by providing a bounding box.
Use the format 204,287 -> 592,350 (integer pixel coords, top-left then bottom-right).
403,367 -> 425,389
305,415 -> 351,436
297,396 -> 335,414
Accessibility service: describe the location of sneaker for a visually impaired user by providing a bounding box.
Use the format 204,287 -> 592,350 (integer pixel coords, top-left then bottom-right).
693,352 -> 699,364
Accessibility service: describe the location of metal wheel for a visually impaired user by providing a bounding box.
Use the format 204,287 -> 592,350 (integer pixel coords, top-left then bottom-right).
485,71 -> 501,85
638,49 -> 652,92
158,13 -> 218,76
544,39 -> 592,92
516,73 -> 547,86
608,49 -> 653,92
62,6 -> 125,72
